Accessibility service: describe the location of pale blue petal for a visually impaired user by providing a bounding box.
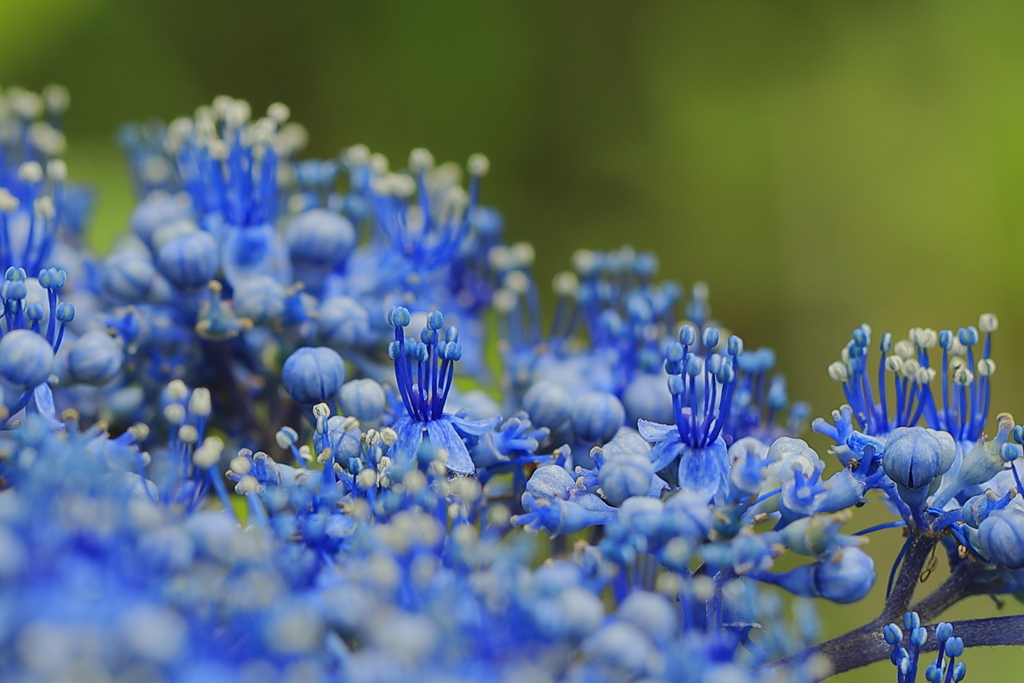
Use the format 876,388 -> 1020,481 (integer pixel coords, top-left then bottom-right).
638,419 -> 677,443
428,419 -> 476,475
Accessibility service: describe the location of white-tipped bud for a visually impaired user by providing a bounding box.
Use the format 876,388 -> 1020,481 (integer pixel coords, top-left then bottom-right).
18,161 -> 43,184
163,403 -> 186,425
28,122 -> 65,157
827,361 -> 849,382
342,416 -> 359,432
344,144 -> 371,166
977,358 -> 997,377
692,281 -> 710,300
885,355 -> 903,373
916,328 -> 937,349
9,89 -> 43,119
0,189 -> 18,213
229,455 -> 251,475
369,153 -> 389,176
42,84 -> 70,113
127,423 -> 150,442
356,469 -> 378,489
167,379 -> 188,401
177,425 -> 199,444
571,249 -> 599,276
487,245 -> 514,272
450,477 -> 482,503
949,338 -> 966,357
46,159 -> 67,182
408,148 -> 435,173
900,358 -> 921,380
510,242 -> 535,268
266,102 -> 290,124
503,270 -> 530,295
392,173 -> 417,198
552,271 -> 579,297
275,430 -> 294,450
33,196 -> 55,220
980,313 -> 999,333
298,445 -> 313,462
402,470 -> 427,494
949,356 -> 966,374
236,475 -> 260,494
893,340 -> 915,360
275,122 -> 308,156
206,139 -> 228,161
492,288 -> 517,314
444,186 -> 469,217
187,388 -> 211,417
380,427 -> 398,447
953,368 -> 974,386
467,153 -> 490,177
312,403 -> 331,418
192,437 -> 223,468
917,367 -> 937,385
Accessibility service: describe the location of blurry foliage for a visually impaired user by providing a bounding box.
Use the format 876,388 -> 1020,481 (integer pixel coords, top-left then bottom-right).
4,0 -> 1024,678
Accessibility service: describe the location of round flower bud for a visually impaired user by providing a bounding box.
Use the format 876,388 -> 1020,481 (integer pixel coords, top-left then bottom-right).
339,378 -> 386,424
0,329 -> 54,389
156,230 -> 218,289
616,590 -> 678,645
812,547 -> 876,604
318,296 -> 370,347
130,191 -> 193,247
286,209 -> 356,267
572,391 -> 625,444
599,454 -> 653,506
623,373 -> 673,425
882,427 -> 956,505
522,381 -> 572,430
282,346 -> 346,405
978,508 -> 1024,568
67,331 -> 123,385
102,252 -> 157,303
232,275 -> 286,324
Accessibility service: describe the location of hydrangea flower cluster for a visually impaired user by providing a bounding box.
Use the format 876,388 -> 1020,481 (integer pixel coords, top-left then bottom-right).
0,83 -> 1020,682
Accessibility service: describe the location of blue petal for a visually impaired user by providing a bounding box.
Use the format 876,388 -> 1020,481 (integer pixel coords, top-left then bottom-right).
648,436 -> 684,472
391,417 -> 424,462
638,419 -> 678,443
678,440 -> 729,500
428,419 -> 476,475
448,412 -> 502,437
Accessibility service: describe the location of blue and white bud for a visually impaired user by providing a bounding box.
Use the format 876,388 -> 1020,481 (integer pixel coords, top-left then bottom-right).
286,209 -> 356,267
572,392 -> 625,444
978,507 -> 1024,568
0,329 -> 54,389
66,331 -> 123,385
339,378 -> 386,424
881,427 -> 956,507
282,346 -> 346,405
232,276 -> 286,324
156,230 -> 219,290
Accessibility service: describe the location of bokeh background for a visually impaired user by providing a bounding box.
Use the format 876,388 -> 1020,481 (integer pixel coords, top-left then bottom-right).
4,0 -> 1024,678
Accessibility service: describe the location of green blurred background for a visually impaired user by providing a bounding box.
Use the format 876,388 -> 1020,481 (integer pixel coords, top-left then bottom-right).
4,0 -> 1024,677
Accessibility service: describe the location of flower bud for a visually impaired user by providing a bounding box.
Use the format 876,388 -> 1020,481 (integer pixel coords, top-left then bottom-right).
0,329 -> 54,389
282,346 -> 346,405
572,392 -> 625,444
881,427 -> 955,506
978,508 -> 1024,568
67,331 -> 123,385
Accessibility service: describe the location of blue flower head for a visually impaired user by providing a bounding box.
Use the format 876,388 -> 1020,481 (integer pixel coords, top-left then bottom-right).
387,305 -> 499,474
816,317 -> 998,443
637,325 -> 742,499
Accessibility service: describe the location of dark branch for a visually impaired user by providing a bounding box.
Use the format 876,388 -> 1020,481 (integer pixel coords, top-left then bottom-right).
816,614 -> 1024,676
783,558 -> 986,677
